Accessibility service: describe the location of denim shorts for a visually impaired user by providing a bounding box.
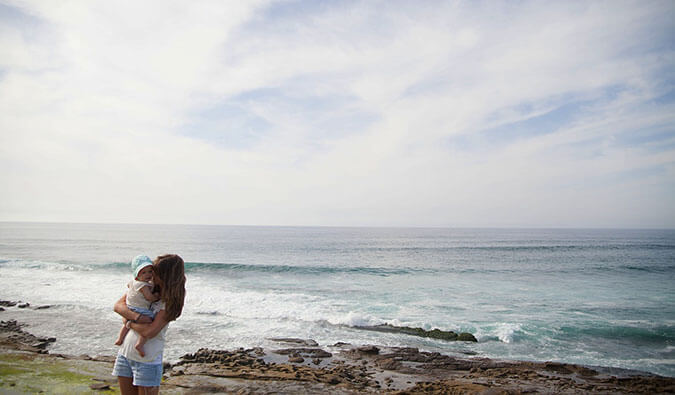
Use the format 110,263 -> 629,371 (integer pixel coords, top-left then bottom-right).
129,306 -> 156,320
112,354 -> 162,387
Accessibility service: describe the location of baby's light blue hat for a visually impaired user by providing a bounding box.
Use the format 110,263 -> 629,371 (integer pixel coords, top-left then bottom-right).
131,255 -> 153,278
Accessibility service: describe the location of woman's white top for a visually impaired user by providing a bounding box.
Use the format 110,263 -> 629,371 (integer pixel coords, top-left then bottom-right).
126,280 -> 153,309
119,300 -> 168,364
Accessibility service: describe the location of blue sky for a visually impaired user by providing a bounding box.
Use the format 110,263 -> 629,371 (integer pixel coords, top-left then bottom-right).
0,0 -> 674,227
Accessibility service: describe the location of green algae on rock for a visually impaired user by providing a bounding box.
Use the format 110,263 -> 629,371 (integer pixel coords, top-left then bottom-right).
0,352 -> 118,393
355,323 -> 478,342
457,332 -> 478,342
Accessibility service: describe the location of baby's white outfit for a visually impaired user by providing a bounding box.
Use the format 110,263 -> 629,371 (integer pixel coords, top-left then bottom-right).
127,279 -> 155,318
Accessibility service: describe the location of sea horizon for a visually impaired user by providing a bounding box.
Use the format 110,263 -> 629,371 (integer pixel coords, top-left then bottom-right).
2,220 -> 673,231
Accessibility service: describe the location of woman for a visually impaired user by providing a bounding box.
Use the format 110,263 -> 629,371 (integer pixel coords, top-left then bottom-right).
113,254 -> 186,394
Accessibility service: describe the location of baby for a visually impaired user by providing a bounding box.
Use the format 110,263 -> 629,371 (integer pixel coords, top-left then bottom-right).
114,255 -> 160,357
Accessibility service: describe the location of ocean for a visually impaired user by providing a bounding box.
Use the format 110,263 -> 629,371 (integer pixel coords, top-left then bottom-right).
0,222 -> 673,377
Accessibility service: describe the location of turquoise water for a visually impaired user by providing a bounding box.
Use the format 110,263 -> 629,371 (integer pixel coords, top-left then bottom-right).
0,222 -> 673,376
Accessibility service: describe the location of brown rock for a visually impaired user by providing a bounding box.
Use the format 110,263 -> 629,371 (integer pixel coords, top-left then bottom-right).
269,338 -> 319,347
273,348 -> 332,358
89,383 -> 110,391
376,357 -> 402,371
356,345 -> 379,354
325,375 -> 341,385
544,362 -> 573,375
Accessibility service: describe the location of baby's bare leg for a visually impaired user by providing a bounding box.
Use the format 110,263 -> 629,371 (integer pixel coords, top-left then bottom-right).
115,318 -> 129,345
135,335 -> 148,357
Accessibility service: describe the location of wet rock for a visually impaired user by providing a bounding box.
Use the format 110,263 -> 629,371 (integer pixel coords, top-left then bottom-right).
0,307 -> 4,312
252,347 -> 265,356
288,356 -> 305,363
269,338 -> 319,347
89,383 -> 110,391
1,320 -> 22,332
376,357 -> 402,371
178,348 -> 270,370
0,301 -> 17,307
544,362 -> 573,375
577,366 -> 599,377
90,355 -> 116,363
159,345 -> 675,393
32,341 -> 50,349
356,345 -> 380,355
273,348 -> 332,358
34,305 -> 52,310
355,323 -> 478,342
17,303 -> 30,308
458,332 -> 478,342
0,320 -> 56,353
325,374 -> 341,385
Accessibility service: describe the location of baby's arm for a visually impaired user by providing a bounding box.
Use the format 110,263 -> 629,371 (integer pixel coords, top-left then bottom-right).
139,285 -> 160,303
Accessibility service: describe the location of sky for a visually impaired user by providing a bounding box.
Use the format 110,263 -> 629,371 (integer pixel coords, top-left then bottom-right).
0,0 -> 674,228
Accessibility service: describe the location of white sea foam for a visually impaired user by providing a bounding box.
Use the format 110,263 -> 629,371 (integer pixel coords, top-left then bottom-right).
329,311 -> 382,327
495,323 -> 522,343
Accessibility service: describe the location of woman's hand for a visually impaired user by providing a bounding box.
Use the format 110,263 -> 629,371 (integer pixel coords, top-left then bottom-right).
127,310 -> 169,339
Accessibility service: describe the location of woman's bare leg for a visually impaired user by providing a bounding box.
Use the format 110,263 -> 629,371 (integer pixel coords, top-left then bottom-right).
117,376 -> 138,395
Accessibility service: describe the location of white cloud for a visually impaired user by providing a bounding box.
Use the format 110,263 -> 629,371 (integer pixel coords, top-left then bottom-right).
0,0 -> 674,227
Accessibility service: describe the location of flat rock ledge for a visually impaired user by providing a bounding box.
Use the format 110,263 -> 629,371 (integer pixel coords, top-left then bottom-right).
0,320 -> 55,353
165,343 -> 675,393
0,300 -> 52,310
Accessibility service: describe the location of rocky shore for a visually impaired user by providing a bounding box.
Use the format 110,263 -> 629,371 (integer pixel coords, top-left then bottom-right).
2,300 -> 675,393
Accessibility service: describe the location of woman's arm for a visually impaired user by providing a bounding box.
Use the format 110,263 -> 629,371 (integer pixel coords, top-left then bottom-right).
127,309 -> 168,339
113,295 -> 152,323
139,286 -> 160,302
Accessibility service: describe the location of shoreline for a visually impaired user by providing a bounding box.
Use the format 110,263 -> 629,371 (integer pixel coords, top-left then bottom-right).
2,313 -> 675,393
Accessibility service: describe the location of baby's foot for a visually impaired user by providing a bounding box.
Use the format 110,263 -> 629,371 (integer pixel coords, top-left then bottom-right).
135,343 -> 145,357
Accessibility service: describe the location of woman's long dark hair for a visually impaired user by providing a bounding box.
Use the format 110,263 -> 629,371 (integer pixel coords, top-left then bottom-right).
153,254 -> 186,322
